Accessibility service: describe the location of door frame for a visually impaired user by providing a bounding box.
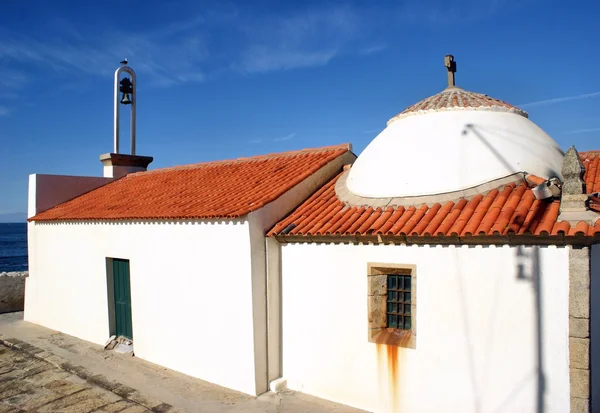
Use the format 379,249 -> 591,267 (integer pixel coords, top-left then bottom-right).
106,257 -> 133,340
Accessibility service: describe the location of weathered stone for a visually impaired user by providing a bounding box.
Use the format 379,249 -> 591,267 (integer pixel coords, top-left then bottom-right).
152,403 -> 174,413
100,400 -> 134,413
44,354 -> 69,368
23,362 -> 53,375
368,328 -> 384,340
570,285 -> 591,319
570,397 -> 590,413
0,380 -> 37,399
87,374 -> 120,391
562,146 -> 586,195
59,396 -> 114,413
570,248 -> 591,285
569,317 -> 590,338
19,390 -> 65,410
3,388 -> 42,408
367,295 -> 386,328
25,369 -> 71,386
570,368 -> 590,399
0,273 -> 25,314
112,384 -> 137,399
570,247 -> 590,319
367,274 -> 386,296
569,337 -> 590,369
119,405 -> 152,413
125,390 -> 163,409
44,378 -> 90,395
561,194 -> 589,210
37,389 -> 99,412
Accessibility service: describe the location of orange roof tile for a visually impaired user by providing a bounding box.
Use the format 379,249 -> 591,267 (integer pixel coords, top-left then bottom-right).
31,144 -> 351,221
269,151 -> 600,241
582,151 -> 600,212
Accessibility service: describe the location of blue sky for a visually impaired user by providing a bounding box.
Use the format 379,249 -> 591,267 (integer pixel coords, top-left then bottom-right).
1,0 -> 599,219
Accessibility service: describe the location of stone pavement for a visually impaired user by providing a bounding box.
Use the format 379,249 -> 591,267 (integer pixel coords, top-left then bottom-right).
0,344 -> 160,412
0,313 -> 367,413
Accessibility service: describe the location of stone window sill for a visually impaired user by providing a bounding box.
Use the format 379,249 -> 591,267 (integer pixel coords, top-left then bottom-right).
370,328 -> 415,349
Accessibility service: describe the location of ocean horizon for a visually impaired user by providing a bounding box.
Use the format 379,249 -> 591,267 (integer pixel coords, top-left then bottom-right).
0,223 -> 27,272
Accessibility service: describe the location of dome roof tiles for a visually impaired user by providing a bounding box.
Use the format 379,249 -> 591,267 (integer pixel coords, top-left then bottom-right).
388,87 -> 528,125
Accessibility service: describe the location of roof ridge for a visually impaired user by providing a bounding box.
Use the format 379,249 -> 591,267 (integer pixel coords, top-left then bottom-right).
133,143 -> 352,176
236,143 -> 352,161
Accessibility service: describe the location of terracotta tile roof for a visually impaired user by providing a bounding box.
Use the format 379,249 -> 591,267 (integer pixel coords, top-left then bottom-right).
31,144 -> 351,221
268,151 -> 600,241
583,150 -> 600,213
387,87 -> 527,125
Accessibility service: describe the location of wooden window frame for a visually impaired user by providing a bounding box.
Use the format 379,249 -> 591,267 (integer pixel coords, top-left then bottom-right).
367,263 -> 416,349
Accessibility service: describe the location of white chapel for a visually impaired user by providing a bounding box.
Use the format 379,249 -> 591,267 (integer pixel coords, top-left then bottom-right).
26,56 -> 600,413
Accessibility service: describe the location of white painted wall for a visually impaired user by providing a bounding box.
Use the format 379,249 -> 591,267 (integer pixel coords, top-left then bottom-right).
24,149 -> 354,398
25,220 -> 262,395
279,242 -> 570,413
244,150 -> 356,388
28,174 -> 113,218
347,110 -> 564,197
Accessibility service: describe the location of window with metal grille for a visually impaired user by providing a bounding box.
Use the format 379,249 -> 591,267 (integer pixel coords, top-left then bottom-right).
387,274 -> 412,330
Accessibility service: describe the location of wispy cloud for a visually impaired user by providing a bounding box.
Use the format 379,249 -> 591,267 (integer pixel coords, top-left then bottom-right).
518,91 -> 600,108
564,127 -> 600,135
0,106 -> 9,117
398,0 -> 520,26
237,6 -> 363,73
0,4 -> 383,88
250,132 -> 297,144
0,69 -> 27,92
361,128 -> 382,135
273,132 -> 296,142
357,44 -> 387,56
0,12 -> 212,89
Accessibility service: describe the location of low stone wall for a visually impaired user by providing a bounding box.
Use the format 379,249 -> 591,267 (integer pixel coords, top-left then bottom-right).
0,272 -> 26,313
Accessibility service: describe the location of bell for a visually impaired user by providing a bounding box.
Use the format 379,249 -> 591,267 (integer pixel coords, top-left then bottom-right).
120,93 -> 132,105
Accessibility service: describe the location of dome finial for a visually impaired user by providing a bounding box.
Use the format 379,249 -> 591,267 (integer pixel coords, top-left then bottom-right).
444,55 -> 456,88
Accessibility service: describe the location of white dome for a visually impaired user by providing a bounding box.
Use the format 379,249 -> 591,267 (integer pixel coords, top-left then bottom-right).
347,88 -> 564,198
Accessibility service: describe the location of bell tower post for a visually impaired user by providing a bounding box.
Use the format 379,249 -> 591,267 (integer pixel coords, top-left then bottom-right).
100,60 -> 153,178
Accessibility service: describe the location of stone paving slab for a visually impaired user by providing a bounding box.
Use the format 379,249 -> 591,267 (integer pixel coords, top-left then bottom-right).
0,345 -> 156,413
0,312 -> 367,413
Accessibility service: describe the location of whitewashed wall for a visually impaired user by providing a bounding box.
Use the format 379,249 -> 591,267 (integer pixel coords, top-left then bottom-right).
279,242 -> 570,413
25,220 -> 263,395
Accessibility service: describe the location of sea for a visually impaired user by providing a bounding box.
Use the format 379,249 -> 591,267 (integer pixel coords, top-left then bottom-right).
0,223 -> 28,272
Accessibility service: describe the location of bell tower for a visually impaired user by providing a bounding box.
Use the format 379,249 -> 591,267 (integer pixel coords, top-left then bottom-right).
100,60 -> 153,179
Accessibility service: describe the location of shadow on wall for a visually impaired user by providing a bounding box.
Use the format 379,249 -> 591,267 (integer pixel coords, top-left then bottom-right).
372,245 -> 546,413
0,272 -> 26,313
454,246 -> 544,413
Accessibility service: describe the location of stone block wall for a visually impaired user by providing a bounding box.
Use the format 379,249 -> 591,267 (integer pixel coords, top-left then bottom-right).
569,247 -> 591,413
0,272 -> 26,313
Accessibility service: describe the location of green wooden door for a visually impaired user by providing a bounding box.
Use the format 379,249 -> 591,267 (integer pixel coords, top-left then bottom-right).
113,259 -> 133,340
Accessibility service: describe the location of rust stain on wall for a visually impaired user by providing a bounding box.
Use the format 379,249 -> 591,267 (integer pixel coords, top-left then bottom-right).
376,340 -> 403,412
